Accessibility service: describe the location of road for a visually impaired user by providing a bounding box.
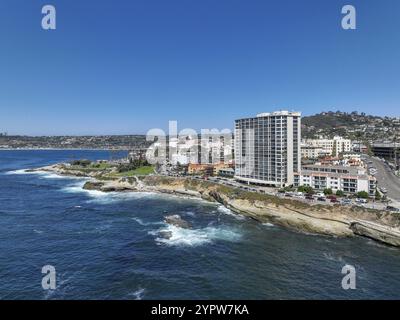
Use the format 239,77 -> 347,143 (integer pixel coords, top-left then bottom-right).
367,156 -> 400,202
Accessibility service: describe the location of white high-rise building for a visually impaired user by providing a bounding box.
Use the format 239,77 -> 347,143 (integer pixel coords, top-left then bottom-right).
234,111 -> 301,187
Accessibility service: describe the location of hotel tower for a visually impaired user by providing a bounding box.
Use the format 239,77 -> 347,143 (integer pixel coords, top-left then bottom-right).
234,111 -> 301,187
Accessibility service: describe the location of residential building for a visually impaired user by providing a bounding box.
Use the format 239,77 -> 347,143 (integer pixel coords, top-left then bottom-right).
187,162 -> 233,176
234,110 -> 301,187
294,164 -> 376,196
301,144 -> 327,159
302,136 -> 351,157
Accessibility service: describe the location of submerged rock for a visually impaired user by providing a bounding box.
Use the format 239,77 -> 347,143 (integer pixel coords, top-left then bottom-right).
164,214 -> 192,229
158,231 -> 173,239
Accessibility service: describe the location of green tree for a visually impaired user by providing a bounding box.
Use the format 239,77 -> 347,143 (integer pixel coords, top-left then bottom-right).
298,185 -> 314,194
375,190 -> 382,201
336,190 -> 345,197
356,191 -> 369,199
323,188 -> 333,195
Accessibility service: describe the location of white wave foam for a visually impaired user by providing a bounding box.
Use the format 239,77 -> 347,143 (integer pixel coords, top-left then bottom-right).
5,169 -> 81,180
129,288 -> 145,300
4,169 -> 32,175
152,224 -> 241,247
40,173 -> 69,179
62,180 -> 91,194
86,191 -> 157,204
60,180 -> 154,203
262,222 -> 274,227
323,252 -> 345,263
132,217 -> 163,227
217,205 -> 245,220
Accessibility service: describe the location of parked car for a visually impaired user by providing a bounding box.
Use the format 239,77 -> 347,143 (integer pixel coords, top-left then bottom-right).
386,206 -> 400,213
317,197 -> 326,202
380,187 -> 388,194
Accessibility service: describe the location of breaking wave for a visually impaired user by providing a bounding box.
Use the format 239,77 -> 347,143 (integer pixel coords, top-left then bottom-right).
5,169 -> 80,180
4,169 -> 32,175
132,217 -> 163,227
262,222 -> 274,227
151,224 -> 242,247
86,191 -> 157,204
129,288 -> 145,300
60,180 -> 156,204
217,205 -> 245,220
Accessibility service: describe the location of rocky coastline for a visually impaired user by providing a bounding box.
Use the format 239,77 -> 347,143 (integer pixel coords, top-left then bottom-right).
34,163 -> 400,247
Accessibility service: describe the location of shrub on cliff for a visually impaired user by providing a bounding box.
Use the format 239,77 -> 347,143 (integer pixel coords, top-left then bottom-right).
71,159 -> 91,167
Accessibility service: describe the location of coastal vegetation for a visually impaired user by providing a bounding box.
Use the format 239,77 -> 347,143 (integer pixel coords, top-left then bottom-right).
110,165 -> 154,177
71,159 -> 92,167
60,159 -> 154,177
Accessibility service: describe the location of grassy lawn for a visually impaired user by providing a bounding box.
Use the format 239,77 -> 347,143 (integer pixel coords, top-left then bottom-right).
67,162 -> 114,172
89,162 -> 114,170
111,165 -> 155,177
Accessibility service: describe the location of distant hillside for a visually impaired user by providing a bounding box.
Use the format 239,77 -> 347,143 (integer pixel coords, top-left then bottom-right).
0,135 -> 150,150
302,111 -> 400,142
1,111 -> 399,149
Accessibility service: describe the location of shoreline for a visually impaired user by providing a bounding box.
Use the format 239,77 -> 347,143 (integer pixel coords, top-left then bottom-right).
32,163 -> 400,247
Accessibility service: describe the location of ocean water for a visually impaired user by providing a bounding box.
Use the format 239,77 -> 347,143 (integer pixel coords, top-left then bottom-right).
1,150 -> 400,300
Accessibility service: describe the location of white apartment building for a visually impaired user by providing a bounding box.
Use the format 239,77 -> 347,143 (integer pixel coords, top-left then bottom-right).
294,164 -> 376,195
302,136 -> 351,157
234,111 -> 301,187
147,134 -> 233,166
301,145 -> 329,159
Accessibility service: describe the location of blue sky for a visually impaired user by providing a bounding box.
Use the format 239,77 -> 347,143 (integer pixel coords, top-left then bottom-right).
0,0 -> 399,135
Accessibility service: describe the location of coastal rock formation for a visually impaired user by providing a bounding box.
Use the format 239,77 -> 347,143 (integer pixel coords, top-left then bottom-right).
82,180 -> 137,192
350,221 -> 400,247
138,176 -> 400,246
158,231 -> 173,240
164,215 -> 192,229
82,181 -> 104,190
34,164 -> 400,247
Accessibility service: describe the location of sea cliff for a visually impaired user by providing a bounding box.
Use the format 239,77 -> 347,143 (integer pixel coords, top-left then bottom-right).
35,164 -> 400,247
